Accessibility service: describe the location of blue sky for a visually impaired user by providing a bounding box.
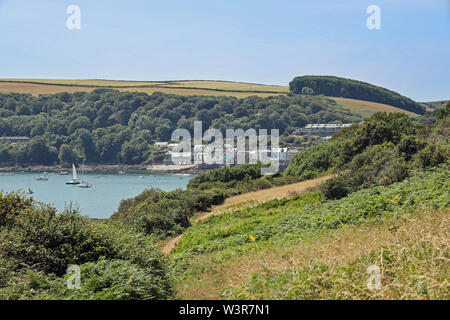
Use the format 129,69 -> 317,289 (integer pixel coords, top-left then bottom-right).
0,0 -> 449,101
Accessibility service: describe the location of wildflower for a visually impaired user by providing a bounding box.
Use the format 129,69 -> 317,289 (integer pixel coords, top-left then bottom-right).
249,236 -> 256,242
395,194 -> 401,200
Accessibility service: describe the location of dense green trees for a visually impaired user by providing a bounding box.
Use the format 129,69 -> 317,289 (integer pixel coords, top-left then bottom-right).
289,76 -> 426,114
0,90 -> 361,166
58,144 -> 76,166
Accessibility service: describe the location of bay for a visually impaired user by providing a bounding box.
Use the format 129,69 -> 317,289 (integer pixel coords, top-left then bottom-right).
0,172 -> 194,219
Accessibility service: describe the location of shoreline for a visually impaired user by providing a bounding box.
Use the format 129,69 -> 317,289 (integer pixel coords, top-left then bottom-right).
0,164 -> 205,174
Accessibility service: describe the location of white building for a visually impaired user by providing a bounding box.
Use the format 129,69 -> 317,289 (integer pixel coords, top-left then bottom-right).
295,123 -> 353,136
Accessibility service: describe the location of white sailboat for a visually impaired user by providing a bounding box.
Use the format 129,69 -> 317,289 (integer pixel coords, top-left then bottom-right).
78,161 -> 92,189
66,164 -> 80,185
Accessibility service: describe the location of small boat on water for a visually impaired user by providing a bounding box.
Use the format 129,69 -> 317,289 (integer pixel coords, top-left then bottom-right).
25,188 -> 34,195
78,182 -> 92,188
34,172 -> 48,181
66,164 -> 80,185
77,161 -> 92,189
60,171 -> 69,175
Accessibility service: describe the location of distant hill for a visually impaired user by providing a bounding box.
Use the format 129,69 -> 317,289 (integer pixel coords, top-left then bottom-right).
289,75 -> 426,115
0,78 -> 428,119
421,100 -> 449,111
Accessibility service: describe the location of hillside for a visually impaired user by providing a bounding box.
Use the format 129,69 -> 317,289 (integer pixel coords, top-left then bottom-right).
0,90 -> 361,167
161,175 -> 332,254
167,111 -> 449,300
290,75 -> 426,115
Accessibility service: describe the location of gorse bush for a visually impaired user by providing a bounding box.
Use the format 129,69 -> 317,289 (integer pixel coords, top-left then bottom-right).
0,207 -> 115,275
0,191 -> 33,227
284,140 -> 340,178
112,188 -> 228,239
187,164 -> 263,189
0,193 -> 174,300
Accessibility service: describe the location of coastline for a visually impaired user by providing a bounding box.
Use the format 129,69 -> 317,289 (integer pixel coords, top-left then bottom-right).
0,164 -> 204,174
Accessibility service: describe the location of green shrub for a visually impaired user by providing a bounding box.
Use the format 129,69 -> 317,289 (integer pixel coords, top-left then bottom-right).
188,164 -> 263,189
413,144 -> 448,170
0,193 -> 174,300
64,259 -> 173,300
0,191 -> 33,228
0,206 -> 115,275
320,176 -> 350,200
284,141 -> 340,178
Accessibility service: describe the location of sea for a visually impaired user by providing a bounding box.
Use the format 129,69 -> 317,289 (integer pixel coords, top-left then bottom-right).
0,171 -> 194,219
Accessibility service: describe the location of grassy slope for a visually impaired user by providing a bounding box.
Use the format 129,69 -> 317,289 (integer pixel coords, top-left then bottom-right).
171,166 -> 449,300
161,175 -> 332,254
0,78 -> 424,117
331,97 -> 421,118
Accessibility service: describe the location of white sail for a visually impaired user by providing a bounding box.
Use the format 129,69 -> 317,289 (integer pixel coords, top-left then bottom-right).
72,164 -> 78,180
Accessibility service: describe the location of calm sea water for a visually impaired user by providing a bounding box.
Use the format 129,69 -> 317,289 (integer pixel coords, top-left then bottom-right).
0,172 -> 194,219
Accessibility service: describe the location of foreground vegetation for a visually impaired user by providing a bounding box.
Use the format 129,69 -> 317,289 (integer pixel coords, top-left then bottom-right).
224,208 -> 449,300
173,165 -> 449,299
0,196 -> 173,300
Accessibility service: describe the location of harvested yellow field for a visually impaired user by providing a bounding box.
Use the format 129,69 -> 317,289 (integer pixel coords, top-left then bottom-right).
0,79 -> 287,98
332,97 -> 420,118
0,78 -> 168,87
169,80 -> 289,93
